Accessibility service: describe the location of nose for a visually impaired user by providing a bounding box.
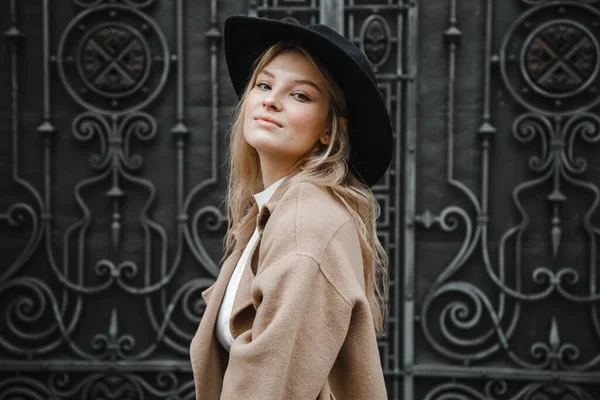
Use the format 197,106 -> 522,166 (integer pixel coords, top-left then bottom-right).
262,93 -> 282,111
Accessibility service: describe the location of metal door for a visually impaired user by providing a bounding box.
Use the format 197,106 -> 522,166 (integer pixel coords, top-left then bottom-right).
1,1 -> 598,399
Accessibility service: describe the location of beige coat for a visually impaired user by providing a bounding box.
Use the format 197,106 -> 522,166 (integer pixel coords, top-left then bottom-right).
190,176 -> 388,399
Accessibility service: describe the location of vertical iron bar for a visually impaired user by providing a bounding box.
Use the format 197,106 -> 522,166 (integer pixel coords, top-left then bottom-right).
42,0 -> 51,212
320,0 -> 343,34
176,0 -> 186,211
478,0 -> 499,314
403,0 -> 418,398
446,0 -> 457,184
10,0 -> 19,181
210,0 -> 219,184
393,0 -> 404,398
481,0 -> 492,125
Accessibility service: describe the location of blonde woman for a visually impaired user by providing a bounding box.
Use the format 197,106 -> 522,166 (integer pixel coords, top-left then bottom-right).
190,16 -> 393,399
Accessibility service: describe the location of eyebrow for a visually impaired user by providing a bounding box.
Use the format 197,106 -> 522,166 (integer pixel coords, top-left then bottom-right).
258,69 -> 322,93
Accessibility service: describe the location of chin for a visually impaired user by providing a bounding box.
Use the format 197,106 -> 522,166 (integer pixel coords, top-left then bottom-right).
247,141 -> 282,155
244,129 -> 277,150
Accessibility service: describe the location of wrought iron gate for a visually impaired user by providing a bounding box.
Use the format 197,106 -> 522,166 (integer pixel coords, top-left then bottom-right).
1,0 -> 598,399
410,0 -> 600,399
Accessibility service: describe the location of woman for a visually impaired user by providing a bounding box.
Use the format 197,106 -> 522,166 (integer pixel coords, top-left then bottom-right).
190,15 -> 393,399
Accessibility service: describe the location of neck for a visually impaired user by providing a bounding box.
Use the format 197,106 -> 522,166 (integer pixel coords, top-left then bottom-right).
257,153 -> 299,189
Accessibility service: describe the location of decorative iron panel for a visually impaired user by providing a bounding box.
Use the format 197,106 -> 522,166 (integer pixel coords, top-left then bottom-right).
411,0 -> 600,399
0,0 -> 237,398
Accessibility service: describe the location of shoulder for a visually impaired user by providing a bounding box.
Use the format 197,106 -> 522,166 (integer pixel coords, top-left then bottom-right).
262,181 -> 359,261
259,181 -> 366,301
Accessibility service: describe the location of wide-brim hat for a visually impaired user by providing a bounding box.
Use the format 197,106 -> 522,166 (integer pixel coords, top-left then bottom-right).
224,15 -> 393,188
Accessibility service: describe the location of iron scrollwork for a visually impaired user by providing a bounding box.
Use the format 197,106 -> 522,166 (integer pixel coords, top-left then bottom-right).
1,1 -> 226,397
416,0 -> 600,386
0,373 -> 197,400
424,381 -> 596,400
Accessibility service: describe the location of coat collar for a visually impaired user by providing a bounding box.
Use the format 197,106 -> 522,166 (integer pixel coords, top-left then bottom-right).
233,166 -> 302,249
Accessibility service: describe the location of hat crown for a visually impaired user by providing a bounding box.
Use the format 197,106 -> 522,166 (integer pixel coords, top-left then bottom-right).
305,24 -> 378,87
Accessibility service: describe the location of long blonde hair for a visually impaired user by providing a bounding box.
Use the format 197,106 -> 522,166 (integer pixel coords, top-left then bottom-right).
224,41 -> 389,334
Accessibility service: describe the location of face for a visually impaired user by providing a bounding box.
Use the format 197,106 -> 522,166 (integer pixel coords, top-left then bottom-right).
242,50 -> 330,169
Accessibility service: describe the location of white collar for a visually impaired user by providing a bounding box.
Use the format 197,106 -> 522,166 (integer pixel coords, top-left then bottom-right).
254,176 -> 286,209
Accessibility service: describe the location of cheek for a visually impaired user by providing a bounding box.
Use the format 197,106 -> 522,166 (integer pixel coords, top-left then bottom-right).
288,105 -> 327,133
243,91 -> 258,116
242,93 -> 258,132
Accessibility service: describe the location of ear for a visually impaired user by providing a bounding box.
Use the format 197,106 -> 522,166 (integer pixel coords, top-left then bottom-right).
320,117 -> 348,145
319,133 -> 330,145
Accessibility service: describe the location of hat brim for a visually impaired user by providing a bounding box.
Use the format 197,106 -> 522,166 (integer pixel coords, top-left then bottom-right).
224,16 -> 393,187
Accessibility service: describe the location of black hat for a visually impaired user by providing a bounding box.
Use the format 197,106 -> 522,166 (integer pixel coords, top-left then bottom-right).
224,16 -> 393,187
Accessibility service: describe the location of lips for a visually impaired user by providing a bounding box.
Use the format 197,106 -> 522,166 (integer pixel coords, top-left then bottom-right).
254,115 -> 282,127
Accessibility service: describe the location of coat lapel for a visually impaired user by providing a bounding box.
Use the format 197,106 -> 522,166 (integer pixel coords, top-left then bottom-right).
229,248 -> 258,338
228,171 -> 303,338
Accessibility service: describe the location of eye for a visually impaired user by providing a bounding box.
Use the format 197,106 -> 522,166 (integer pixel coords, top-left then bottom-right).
256,82 -> 271,90
293,93 -> 311,101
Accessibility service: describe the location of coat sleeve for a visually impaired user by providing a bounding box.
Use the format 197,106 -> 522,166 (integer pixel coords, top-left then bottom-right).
220,253 -> 354,399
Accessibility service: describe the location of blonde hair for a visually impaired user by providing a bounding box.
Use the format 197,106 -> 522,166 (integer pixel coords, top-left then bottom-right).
224,41 -> 389,334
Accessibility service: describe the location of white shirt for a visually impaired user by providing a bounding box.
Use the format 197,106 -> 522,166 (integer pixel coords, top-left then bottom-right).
215,176 -> 286,352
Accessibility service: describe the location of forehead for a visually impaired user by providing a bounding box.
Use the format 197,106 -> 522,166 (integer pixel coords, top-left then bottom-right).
259,50 -> 324,83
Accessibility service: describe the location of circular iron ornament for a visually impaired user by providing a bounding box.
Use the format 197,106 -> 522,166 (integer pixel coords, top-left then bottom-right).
500,2 -> 600,115
359,15 -> 392,68
77,22 -> 151,98
521,19 -> 599,98
57,5 -> 170,115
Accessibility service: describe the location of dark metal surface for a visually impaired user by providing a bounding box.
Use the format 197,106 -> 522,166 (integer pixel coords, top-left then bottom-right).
412,0 -> 600,398
1,0 -> 598,399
